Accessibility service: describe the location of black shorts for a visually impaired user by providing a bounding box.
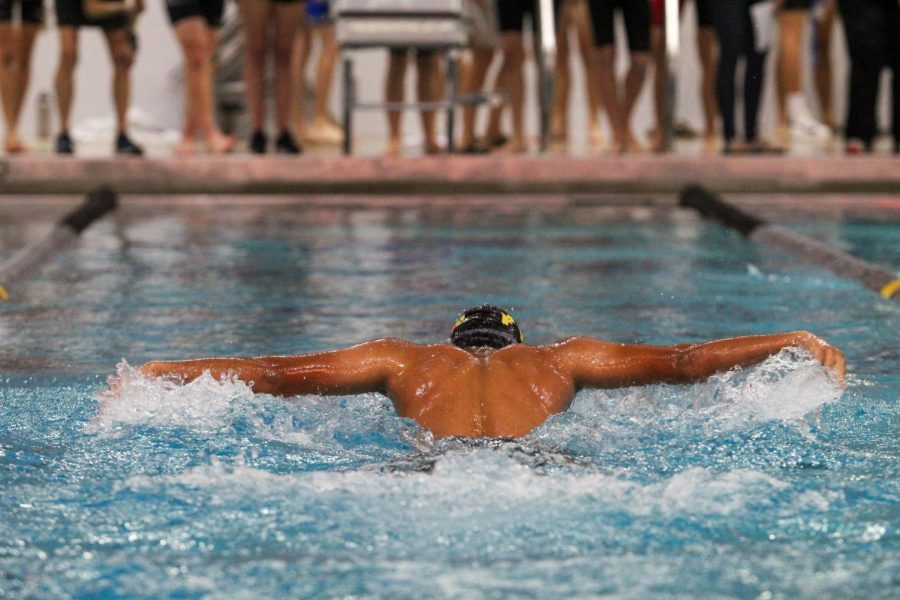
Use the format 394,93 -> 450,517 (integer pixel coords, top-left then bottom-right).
782,0 -> 812,10
54,0 -> 129,29
496,0 -> 562,33
589,0 -> 650,52
0,0 -> 44,24
166,0 -> 225,27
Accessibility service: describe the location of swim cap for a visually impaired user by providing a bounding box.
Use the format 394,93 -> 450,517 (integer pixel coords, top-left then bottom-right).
450,305 -> 524,349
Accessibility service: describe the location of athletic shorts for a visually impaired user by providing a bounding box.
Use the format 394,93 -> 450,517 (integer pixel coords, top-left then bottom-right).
166,0 -> 225,27
496,0 -> 562,33
782,0 -> 812,10
650,0 -> 713,28
306,0 -> 329,24
588,0 -> 650,52
54,0 -> 129,29
0,0 -> 44,24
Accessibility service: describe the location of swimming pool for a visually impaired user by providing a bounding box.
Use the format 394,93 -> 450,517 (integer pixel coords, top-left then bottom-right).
1,196 -> 897,598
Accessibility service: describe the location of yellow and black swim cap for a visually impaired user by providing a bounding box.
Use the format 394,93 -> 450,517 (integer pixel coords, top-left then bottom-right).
450,305 -> 524,349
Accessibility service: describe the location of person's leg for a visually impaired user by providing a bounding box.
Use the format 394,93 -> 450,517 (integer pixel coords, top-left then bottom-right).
742,3 -> 767,145
460,45 -> 493,149
837,0 -> 881,149
572,0 -> 603,144
649,21 -> 664,151
501,32 -> 526,152
290,14 -> 310,141
54,27 -> 79,149
713,0 -> 743,149
416,50 -> 442,153
620,0 -> 651,152
886,0 -> 899,152
307,23 -> 341,141
696,24 -> 718,151
0,22 -> 21,152
813,0 -> 836,129
550,0 -> 572,141
776,8 -> 805,133
385,48 -> 407,154
272,0 -> 301,150
238,0 -> 270,145
104,26 -> 144,154
588,0 -> 626,151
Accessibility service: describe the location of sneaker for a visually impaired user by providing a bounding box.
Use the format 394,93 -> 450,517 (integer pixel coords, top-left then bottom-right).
115,132 -> 144,156
274,130 -> 302,155
249,130 -> 267,154
787,95 -> 831,140
56,132 -> 75,155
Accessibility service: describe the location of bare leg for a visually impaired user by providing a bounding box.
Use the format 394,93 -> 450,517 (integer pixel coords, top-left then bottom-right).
416,51 -> 443,153
697,26 -> 718,152
385,49 -> 407,154
103,28 -> 136,135
273,2 -> 301,132
776,9 -> 806,138
550,1 -> 572,142
621,52 -> 649,152
572,0 -> 603,145
54,27 -> 79,135
175,18 -> 234,154
290,18 -> 310,140
238,0 -> 270,132
495,32 -> 527,152
0,23 -> 22,152
460,46 -> 493,148
649,24 -> 664,151
312,24 -> 338,124
594,44 -> 625,152
814,0 -> 836,129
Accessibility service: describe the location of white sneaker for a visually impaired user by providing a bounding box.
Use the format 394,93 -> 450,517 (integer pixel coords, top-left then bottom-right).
788,95 -> 831,140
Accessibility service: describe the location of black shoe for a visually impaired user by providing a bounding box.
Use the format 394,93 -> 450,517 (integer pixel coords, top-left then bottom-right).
275,130 -> 302,155
115,132 -> 144,156
56,132 -> 74,155
250,130 -> 268,154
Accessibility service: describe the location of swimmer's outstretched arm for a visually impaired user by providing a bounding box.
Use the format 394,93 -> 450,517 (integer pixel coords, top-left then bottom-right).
555,331 -> 845,388
138,338 -> 412,396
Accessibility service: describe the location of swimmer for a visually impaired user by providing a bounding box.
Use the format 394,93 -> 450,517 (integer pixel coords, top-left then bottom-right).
138,305 -> 845,439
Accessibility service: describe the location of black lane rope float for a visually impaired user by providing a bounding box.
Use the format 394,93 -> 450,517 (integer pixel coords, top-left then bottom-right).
680,184 -> 900,302
0,186 -> 118,302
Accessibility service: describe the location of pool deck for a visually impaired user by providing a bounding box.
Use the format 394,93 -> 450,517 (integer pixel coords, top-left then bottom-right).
2,154 -> 899,196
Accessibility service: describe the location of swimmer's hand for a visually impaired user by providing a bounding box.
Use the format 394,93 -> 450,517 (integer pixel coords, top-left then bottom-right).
795,331 -> 846,386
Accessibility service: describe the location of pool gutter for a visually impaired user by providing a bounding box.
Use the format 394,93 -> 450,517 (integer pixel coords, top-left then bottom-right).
2,155 -> 899,195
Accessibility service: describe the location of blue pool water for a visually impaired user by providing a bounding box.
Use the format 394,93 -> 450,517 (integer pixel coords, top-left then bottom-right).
1,199 -> 898,598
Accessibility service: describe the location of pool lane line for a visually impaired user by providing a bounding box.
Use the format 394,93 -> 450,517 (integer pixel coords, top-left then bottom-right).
679,184 -> 900,302
0,186 -> 118,303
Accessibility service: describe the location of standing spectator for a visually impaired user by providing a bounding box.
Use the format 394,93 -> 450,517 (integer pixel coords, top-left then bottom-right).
837,0 -> 898,153
713,0 -> 778,153
290,0 -> 341,145
167,0 -> 236,155
384,48 -> 443,155
54,0 -> 145,156
587,0 -> 651,153
239,0 -> 303,154
0,0 -> 42,154
551,0 -> 603,148
775,0 -> 830,145
649,0 -> 718,153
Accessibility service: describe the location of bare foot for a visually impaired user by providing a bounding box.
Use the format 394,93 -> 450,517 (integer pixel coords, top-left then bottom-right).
624,130 -> 645,153
703,132 -> 718,155
386,137 -> 403,156
175,137 -> 197,156
206,132 -> 237,155
5,135 -> 27,154
306,118 -> 343,145
589,124 -> 604,148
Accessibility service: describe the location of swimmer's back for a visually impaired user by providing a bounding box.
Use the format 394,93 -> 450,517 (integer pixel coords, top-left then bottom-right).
386,343 -> 576,438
